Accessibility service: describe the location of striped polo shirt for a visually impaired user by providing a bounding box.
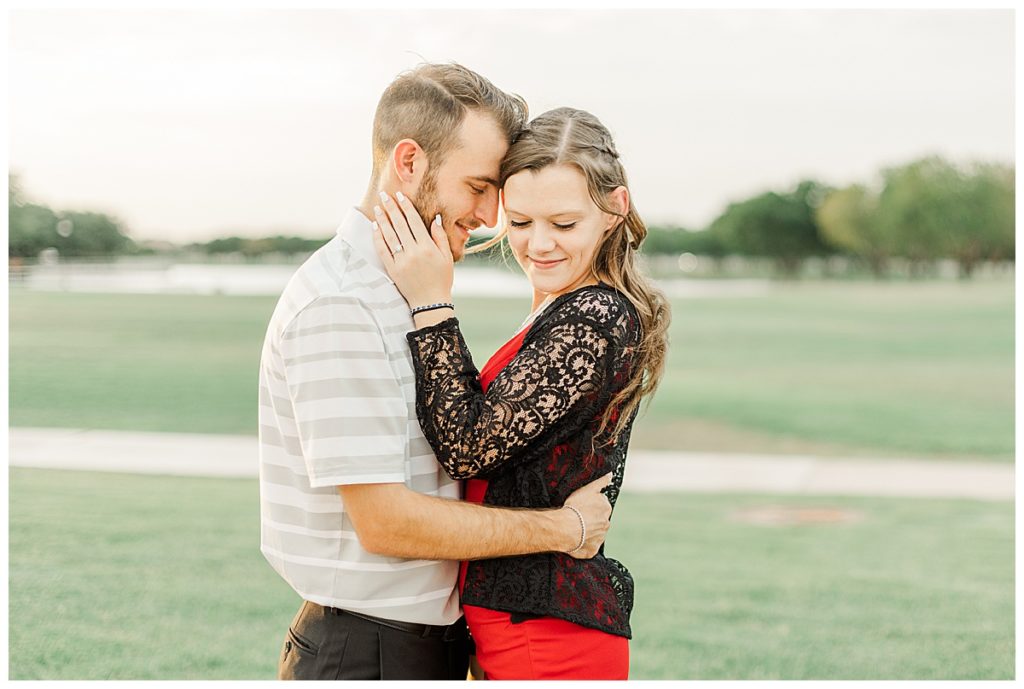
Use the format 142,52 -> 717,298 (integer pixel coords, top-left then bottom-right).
258,208 -> 461,625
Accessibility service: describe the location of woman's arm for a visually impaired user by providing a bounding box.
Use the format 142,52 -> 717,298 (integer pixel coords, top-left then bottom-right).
407,312 -> 617,480
366,190 -> 626,480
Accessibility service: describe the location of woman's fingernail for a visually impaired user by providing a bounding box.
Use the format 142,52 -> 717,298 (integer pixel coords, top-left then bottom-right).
372,221 -> 379,230
378,191 -> 388,202
374,205 -> 382,215
434,214 -> 442,226
396,190 -> 406,202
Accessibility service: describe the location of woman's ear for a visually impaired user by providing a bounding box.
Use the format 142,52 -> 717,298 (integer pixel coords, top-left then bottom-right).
605,186 -> 630,232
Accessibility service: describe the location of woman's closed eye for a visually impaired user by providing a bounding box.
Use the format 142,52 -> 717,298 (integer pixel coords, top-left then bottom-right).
509,220 -> 577,230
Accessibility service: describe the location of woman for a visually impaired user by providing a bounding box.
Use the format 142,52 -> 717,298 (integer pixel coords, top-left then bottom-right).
373,108 -> 670,680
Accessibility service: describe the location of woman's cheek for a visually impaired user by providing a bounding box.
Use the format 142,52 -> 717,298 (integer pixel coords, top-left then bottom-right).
508,235 -> 527,263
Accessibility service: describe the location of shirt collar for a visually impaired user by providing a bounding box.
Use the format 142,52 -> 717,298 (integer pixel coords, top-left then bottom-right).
336,207 -> 393,283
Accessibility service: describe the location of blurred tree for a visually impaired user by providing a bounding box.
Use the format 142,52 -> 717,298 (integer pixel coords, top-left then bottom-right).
199,235 -> 324,256
241,238 -> 275,258
876,157 -> 1015,278
9,175 -> 136,258
277,236 -> 303,253
10,174 -> 58,258
877,157 -> 959,274
640,225 -> 687,254
641,225 -> 728,258
709,179 -> 832,276
9,201 -> 59,258
264,235 -> 325,255
958,162 -> 1014,274
56,211 -> 137,257
816,184 -> 893,277
204,236 -> 246,254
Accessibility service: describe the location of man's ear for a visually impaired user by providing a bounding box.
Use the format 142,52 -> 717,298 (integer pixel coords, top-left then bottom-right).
605,186 -> 630,232
391,139 -> 428,185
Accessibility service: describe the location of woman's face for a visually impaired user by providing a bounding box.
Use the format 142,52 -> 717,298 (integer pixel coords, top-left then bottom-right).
502,164 -> 616,299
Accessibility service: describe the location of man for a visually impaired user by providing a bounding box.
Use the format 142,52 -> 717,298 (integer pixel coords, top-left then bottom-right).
258,63 -> 613,681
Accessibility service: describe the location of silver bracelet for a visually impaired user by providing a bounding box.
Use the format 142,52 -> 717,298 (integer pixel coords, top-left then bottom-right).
410,302 -> 455,317
564,505 -> 586,554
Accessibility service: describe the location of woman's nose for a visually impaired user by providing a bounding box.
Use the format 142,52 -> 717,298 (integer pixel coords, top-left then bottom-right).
529,227 -> 557,253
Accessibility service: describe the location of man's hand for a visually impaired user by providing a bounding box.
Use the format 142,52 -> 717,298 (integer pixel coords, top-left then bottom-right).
562,472 -> 613,559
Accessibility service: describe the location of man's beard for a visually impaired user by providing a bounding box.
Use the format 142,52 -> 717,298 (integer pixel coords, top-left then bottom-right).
412,171 -> 464,262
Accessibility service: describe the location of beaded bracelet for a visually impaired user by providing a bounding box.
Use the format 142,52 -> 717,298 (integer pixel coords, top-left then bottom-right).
410,302 -> 455,317
564,505 -> 587,554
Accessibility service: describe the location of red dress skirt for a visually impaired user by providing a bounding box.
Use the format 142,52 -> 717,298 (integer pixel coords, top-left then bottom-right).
459,324 -> 630,680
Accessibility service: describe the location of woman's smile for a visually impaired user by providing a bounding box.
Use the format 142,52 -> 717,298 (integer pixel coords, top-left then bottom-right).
529,256 -> 566,270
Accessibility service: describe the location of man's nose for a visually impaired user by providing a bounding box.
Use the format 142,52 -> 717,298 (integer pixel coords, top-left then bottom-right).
473,189 -> 500,229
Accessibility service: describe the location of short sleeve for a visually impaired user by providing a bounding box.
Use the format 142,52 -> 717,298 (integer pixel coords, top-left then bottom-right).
280,296 -> 407,488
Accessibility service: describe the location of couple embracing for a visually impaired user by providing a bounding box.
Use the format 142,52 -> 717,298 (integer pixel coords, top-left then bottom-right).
257,62 -> 669,681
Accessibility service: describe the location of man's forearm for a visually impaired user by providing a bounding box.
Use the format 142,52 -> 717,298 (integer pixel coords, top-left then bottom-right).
340,484 -> 577,560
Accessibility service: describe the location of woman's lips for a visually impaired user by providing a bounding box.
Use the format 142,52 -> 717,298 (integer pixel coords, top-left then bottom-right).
530,257 -> 565,270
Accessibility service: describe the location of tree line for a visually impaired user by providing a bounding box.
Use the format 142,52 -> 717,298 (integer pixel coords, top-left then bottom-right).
8,175 -> 326,261
641,155 -> 1014,278
183,235 -> 325,257
9,175 -> 136,259
10,155 -> 1014,279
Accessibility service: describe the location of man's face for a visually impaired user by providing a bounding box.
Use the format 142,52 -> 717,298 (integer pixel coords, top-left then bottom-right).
410,110 -> 508,262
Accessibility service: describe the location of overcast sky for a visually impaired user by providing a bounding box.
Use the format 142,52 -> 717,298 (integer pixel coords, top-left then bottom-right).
8,8 -> 1015,242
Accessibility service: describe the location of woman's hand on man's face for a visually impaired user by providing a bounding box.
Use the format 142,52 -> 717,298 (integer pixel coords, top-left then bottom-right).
371,190 -> 454,309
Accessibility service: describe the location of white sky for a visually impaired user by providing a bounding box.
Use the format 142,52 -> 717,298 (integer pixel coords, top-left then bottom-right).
8,8 -> 1015,242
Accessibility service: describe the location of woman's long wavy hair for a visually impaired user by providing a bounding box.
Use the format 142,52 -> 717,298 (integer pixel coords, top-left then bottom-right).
470,107 -> 671,443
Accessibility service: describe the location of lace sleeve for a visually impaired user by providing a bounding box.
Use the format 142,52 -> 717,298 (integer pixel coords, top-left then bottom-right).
406,315 -> 616,480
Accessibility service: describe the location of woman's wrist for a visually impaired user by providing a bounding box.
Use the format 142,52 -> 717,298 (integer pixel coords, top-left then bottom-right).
407,294 -> 453,311
412,306 -> 455,330
410,302 -> 454,317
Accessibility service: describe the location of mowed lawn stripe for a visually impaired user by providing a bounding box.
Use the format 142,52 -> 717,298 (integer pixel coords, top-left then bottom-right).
9,278 -> 1014,459
8,468 -> 1013,680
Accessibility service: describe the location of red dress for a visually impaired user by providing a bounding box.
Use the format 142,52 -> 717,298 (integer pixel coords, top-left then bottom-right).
459,324 -> 630,681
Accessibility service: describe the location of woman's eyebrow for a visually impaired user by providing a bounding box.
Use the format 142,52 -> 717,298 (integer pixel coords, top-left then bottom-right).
504,208 -> 585,217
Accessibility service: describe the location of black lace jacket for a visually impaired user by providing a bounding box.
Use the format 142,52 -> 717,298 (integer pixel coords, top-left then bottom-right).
406,284 -> 642,638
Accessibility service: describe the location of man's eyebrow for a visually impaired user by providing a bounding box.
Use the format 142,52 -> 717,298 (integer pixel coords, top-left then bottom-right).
469,175 -> 499,187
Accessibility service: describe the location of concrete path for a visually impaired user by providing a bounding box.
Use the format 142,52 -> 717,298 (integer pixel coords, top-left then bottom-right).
8,427 -> 1015,501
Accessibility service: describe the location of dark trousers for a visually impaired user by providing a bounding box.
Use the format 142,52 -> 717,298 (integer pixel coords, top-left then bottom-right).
277,600 -> 470,680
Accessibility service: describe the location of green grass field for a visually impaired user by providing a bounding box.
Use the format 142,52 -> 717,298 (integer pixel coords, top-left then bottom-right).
8,280 -> 1014,679
9,278 -> 1014,460
8,468 -> 1013,680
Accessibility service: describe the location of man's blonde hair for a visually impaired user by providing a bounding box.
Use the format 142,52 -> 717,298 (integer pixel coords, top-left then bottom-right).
371,63 -> 528,179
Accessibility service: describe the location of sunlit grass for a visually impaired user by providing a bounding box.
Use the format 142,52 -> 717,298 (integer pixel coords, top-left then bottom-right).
8,468 -> 1013,680
9,277 -> 1014,460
